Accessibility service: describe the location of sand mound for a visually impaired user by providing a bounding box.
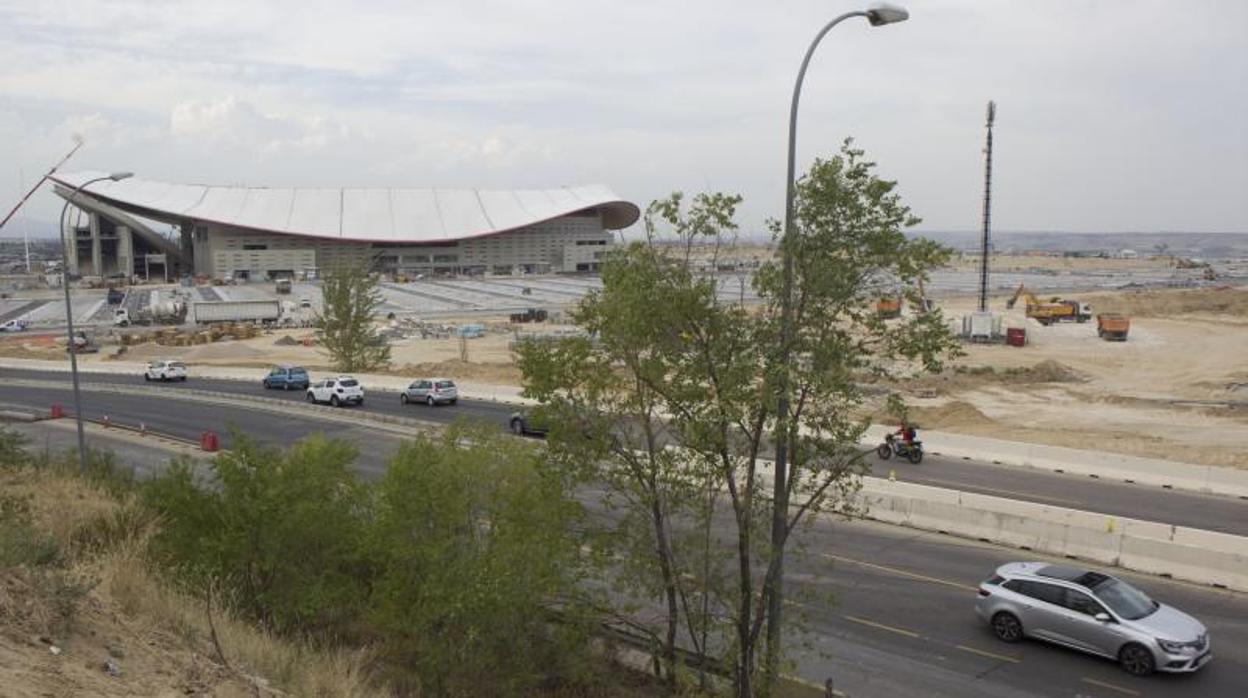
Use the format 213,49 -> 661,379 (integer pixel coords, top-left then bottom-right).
909,400 -> 992,428
1006,359 -> 1085,384
1093,287 -> 1248,318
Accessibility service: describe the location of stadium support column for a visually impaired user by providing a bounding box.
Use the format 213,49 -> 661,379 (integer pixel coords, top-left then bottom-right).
117,225 -> 133,280
179,222 -> 194,276
63,211 -> 79,275
89,212 -> 103,277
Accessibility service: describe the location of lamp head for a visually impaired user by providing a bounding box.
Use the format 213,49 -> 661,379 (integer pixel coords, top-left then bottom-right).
867,2 -> 909,26
108,172 -> 134,181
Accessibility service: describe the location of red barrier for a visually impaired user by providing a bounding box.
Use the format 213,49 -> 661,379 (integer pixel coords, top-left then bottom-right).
50,404 -> 64,419
201,431 -> 219,452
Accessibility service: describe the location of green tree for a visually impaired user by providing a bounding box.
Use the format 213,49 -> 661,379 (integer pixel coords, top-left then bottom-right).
518,140 -> 959,697
517,192 -> 742,691
368,424 -> 595,696
315,264 -> 391,372
142,435 -> 372,638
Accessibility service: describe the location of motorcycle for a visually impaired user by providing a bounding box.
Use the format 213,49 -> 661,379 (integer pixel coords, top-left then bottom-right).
877,433 -> 923,464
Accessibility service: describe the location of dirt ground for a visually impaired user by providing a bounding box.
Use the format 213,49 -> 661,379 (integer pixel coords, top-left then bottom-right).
3,282 -> 1245,468
893,286 -> 1248,468
0,465 -> 369,697
0,322 -> 527,385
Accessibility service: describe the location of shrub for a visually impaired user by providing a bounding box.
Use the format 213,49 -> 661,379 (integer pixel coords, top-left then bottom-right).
143,435 -> 372,638
368,424 -> 594,695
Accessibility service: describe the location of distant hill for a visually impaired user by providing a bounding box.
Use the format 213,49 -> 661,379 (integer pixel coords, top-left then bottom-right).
912,231 -> 1248,260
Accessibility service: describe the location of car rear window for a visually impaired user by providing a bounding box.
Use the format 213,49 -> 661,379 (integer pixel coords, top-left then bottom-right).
170,362 -> 186,369
290,368 -> 307,376
436,380 -> 455,389
339,379 -> 359,387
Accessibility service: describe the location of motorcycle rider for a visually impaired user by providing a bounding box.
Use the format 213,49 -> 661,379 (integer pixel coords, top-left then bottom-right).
894,421 -> 917,453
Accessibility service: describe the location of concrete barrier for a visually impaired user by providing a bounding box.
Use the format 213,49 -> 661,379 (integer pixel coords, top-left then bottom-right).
0,409 -> 40,423
857,478 -> 1248,592
861,425 -> 1248,498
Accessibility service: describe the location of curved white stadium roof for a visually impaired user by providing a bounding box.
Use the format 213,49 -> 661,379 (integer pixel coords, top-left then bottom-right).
50,171 -> 640,244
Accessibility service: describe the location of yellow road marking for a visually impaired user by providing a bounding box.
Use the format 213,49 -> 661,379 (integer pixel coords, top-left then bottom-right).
824,554 -> 978,592
843,615 -> 920,638
956,644 -> 1021,663
1081,677 -> 1140,696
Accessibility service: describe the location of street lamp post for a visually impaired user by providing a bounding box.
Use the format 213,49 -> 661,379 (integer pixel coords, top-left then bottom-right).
58,172 -> 134,472
766,2 -> 908,687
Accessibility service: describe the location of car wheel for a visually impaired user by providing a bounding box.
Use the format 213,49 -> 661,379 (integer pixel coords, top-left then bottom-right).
1119,643 -> 1155,676
330,395 -> 340,407
449,399 -> 457,406
306,392 -> 315,403
144,374 -> 151,382
427,396 -> 435,407
401,393 -> 409,404
180,376 -> 187,382
511,419 -> 525,436
991,612 -> 1023,643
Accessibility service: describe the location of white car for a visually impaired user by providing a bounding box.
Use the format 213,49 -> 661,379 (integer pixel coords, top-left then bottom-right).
306,376 -> 364,407
145,360 -> 187,382
0,319 -> 28,332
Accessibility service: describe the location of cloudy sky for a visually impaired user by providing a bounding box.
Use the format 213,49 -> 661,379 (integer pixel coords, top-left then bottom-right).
2,0 -> 1245,238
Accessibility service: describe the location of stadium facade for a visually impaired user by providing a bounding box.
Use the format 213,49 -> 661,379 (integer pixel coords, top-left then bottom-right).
49,171 -> 640,280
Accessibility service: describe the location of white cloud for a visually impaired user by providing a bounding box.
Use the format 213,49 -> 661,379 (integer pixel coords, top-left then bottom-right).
168,97 -> 348,155
0,0 -> 1245,233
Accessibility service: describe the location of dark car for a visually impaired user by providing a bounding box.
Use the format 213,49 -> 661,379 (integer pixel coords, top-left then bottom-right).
263,365 -> 310,391
509,410 -> 549,437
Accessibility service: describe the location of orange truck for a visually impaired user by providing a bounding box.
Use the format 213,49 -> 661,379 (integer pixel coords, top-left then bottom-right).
1096,313 -> 1130,341
876,297 -> 902,319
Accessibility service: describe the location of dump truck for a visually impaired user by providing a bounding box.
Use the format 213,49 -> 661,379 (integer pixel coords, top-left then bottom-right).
1096,313 -> 1130,341
193,299 -> 282,324
876,297 -> 902,319
1006,284 -> 1091,325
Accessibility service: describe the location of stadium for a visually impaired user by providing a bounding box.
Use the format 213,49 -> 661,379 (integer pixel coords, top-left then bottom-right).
49,171 -> 640,281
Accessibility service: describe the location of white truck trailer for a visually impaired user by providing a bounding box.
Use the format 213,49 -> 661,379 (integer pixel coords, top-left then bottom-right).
193,299 -> 283,324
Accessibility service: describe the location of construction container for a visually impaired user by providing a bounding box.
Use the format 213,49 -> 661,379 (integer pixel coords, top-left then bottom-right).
1006,327 -> 1027,347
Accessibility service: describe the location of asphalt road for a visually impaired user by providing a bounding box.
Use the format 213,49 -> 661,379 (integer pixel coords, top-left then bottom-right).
5,367 -> 1245,536
5,408 -> 1246,697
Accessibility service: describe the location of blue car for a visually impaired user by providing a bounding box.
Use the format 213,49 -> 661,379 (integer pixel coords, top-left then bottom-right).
263,365 -> 310,391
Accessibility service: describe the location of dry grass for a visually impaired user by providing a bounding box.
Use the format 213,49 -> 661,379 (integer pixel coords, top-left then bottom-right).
0,463 -> 376,698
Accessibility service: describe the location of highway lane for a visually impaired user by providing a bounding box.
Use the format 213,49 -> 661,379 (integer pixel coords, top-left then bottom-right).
6,402 -> 1244,697
5,367 -> 1246,536
782,516 -> 1248,697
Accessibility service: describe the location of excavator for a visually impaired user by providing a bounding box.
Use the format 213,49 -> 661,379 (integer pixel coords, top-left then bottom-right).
1006,284 -> 1091,325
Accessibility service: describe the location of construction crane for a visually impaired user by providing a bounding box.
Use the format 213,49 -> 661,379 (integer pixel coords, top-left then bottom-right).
978,101 -> 996,313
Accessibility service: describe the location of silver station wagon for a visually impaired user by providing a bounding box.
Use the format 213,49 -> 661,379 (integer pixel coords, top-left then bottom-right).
975,562 -> 1210,676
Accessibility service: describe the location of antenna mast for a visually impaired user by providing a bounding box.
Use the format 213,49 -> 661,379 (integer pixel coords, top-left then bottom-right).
978,100 -> 996,313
